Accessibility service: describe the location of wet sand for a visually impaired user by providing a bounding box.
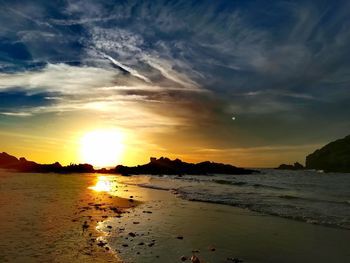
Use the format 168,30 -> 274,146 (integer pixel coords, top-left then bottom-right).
1,171 -> 350,263
0,171 -> 136,263
103,176 -> 350,263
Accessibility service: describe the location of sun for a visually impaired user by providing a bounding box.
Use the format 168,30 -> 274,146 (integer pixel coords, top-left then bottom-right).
80,129 -> 125,168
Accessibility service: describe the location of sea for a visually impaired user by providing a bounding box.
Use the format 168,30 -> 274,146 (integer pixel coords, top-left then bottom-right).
117,169 -> 350,230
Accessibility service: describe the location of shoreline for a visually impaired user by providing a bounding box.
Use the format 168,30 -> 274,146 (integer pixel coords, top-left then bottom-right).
1,171 -> 350,263
101,176 -> 350,263
0,172 -> 137,262
74,189 -> 138,262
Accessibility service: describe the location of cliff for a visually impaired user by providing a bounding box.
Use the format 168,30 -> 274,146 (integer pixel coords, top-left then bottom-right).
305,135 -> 350,173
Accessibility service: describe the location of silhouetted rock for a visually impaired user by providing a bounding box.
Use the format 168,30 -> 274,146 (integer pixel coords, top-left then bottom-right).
305,135 -> 350,173
276,162 -> 304,170
114,157 -> 257,175
0,152 -> 93,173
0,152 -> 19,167
0,152 -> 257,175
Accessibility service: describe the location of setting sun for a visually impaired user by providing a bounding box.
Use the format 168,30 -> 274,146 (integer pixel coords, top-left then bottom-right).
80,129 -> 125,168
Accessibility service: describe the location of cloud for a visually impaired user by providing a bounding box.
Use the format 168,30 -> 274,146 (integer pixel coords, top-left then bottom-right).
102,53 -> 151,83
0,61 -> 212,137
1,0 -> 350,165
1,111 -> 32,117
142,55 -> 201,90
86,25 -> 203,91
0,63 -> 117,94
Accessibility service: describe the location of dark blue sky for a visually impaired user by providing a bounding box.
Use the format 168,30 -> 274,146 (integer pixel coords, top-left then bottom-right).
0,0 -> 350,166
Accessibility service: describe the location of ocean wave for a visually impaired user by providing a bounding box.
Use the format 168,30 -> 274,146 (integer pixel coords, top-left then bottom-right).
212,179 -> 247,186
212,179 -> 285,190
278,195 -> 350,206
178,195 -> 350,230
119,173 -> 350,230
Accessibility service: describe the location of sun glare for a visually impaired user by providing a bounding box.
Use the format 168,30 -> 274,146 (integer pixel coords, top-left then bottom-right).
80,129 -> 125,168
89,176 -> 112,192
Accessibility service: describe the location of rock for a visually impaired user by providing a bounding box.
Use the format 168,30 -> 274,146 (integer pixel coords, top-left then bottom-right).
128,232 -> 136,237
114,157 -> 257,176
138,242 -> 144,246
110,207 -> 120,213
180,255 -> 188,261
122,244 -> 129,247
191,255 -> 201,263
97,241 -> 107,247
208,245 -> 216,251
82,221 -> 89,231
275,162 -> 304,170
227,258 -> 243,263
306,135 -> 350,172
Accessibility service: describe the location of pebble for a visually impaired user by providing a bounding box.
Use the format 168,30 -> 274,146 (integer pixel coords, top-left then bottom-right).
227,258 -> 243,263
128,232 -> 136,237
97,241 -> 107,247
191,255 -> 201,263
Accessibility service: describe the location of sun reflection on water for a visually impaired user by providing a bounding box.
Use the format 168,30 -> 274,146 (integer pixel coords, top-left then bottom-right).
89,176 -> 113,192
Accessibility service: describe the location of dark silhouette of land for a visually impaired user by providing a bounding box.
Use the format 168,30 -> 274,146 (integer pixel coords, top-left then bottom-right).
0,152 -> 257,175
306,135 -> 350,173
113,157 -> 257,175
275,162 -> 304,170
0,152 -> 94,173
275,134 -> 350,173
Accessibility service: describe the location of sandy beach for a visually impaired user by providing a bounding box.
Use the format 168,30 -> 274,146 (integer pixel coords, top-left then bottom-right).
0,171 -> 135,263
1,171 -> 350,263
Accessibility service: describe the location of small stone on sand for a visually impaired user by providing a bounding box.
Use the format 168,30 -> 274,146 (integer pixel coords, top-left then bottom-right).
180,255 -> 188,261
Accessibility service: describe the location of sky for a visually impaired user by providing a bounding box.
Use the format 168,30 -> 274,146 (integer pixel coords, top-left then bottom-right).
0,0 -> 350,167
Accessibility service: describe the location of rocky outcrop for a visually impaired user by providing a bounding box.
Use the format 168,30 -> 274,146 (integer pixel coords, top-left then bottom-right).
114,157 -> 257,175
276,162 -> 304,170
305,135 -> 350,173
1,152 -> 257,175
0,152 -> 94,173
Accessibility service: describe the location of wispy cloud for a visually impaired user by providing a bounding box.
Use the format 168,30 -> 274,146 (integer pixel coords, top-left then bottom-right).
0,111 -> 32,117
102,53 -> 151,83
1,0 -> 350,166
